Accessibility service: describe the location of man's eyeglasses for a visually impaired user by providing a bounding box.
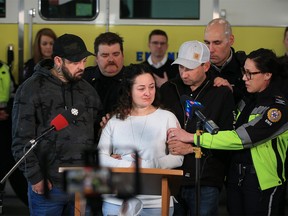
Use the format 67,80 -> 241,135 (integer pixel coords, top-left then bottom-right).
241,69 -> 262,80
150,41 -> 167,46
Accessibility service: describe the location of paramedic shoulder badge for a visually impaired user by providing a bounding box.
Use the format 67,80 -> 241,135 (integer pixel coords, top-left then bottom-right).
267,108 -> 282,123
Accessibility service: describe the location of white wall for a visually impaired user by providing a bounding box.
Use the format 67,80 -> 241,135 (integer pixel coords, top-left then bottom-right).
219,0 -> 288,27
1,0 -> 288,26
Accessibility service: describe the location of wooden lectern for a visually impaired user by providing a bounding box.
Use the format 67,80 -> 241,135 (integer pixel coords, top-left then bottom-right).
59,167 -> 183,216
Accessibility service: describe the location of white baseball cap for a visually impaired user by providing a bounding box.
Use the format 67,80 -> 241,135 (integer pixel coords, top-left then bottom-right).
172,40 -> 210,69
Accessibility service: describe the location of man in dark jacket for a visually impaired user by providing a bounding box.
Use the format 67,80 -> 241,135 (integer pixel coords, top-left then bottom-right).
12,34 -> 102,215
160,41 -> 235,216
204,18 -> 247,104
83,32 -> 125,119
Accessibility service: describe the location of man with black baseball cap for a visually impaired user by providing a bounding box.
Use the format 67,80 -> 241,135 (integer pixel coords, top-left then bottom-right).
12,33 -> 102,215
51,33 -> 95,82
53,33 -> 94,62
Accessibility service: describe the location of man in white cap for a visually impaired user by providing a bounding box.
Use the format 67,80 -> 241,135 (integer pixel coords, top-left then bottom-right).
160,40 -> 235,215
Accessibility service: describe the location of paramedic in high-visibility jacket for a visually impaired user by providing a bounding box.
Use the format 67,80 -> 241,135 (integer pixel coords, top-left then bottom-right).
167,48 -> 288,216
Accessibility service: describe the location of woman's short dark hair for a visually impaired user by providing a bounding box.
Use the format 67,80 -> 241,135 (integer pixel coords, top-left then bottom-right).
246,48 -> 280,82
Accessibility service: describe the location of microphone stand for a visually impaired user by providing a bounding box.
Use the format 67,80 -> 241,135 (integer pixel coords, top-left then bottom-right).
194,121 -> 203,216
192,115 -> 218,216
0,127 -> 55,184
182,97 -> 219,216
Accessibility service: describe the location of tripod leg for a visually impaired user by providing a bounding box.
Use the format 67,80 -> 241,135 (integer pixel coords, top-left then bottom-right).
0,190 -> 4,215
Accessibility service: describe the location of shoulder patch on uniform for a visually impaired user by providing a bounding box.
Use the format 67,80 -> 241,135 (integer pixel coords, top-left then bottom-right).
267,108 -> 282,123
275,96 -> 286,106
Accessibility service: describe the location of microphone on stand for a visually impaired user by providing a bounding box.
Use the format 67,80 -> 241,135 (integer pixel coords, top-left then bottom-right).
180,95 -> 219,216
51,106 -> 83,130
30,107 -> 83,144
0,106 -> 84,184
180,95 -> 219,135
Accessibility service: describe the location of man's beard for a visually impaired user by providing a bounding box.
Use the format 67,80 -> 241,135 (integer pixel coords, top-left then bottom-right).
61,65 -> 82,82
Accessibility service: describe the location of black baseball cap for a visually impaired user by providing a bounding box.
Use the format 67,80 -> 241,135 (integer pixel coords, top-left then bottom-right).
53,34 -> 94,62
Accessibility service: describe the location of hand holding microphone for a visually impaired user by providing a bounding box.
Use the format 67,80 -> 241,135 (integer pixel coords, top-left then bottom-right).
167,96 -> 219,156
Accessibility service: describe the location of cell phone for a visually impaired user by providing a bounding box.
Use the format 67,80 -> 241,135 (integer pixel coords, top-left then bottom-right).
64,167 -> 112,196
63,166 -> 139,199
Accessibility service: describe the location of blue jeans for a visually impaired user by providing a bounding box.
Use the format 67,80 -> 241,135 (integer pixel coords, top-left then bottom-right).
102,201 -> 174,216
174,186 -> 220,216
28,183 -> 75,216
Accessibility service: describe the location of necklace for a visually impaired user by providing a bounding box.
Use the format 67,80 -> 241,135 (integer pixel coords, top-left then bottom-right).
190,79 -> 210,101
130,115 -> 148,146
184,80 -> 211,129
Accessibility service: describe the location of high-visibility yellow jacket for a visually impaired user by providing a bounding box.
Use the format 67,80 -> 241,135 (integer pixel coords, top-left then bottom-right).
198,91 -> 288,190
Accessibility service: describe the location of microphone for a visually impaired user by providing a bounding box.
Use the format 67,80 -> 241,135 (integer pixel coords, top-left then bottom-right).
50,107 -> 82,131
1,106 -> 84,185
180,95 -> 219,135
30,106 -> 84,144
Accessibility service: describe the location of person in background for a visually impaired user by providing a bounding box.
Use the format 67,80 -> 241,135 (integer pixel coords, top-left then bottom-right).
168,48 -> 288,216
0,62 -> 28,209
83,32 -> 125,129
278,26 -> 288,216
160,41 -> 235,216
143,29 -> 178,88
278,27 -> 288,82
23,28 -> 57,80
12,34 -> 102,215
279,27 -> 288,97
98,63 -> 183,216
204,18 -> 247,104
281,27 -> 288,59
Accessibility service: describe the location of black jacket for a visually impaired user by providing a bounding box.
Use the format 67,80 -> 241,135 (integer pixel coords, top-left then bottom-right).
83,65 -> 124,115
12,59 -> 102,188
23,58 -> 36,81
160,73 -> 235,188
142,58 -> 178,80
209,48 -> 247,104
